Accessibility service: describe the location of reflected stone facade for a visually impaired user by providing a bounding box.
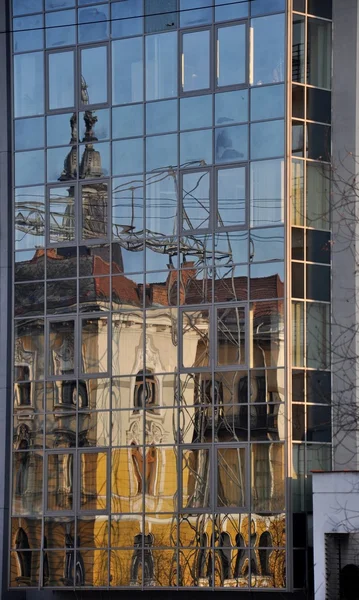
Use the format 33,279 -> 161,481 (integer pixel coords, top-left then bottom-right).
8,0 -> 332,595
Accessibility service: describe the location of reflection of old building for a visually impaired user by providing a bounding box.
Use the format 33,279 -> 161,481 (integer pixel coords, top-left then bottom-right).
7,0 -> 334,595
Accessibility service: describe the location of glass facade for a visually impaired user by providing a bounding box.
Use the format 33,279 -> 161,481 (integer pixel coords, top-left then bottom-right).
9,0 -> 331,593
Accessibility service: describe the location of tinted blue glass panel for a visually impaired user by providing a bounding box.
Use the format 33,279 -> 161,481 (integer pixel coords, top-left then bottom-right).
79,142 -> 110,177
14,52 -> 44,118
113,38 -> 143,105
215,90 -> 248,125
15,151 -> 44,186
215,125 -> 248,163
180,0 -> 212,27
146,100 -> 177,135
47,114 -> 74,147
112,0 -> 143,38
13,15 -> 43,52
146,134 -> 177,171
113,105 -> 143,139
182,30 -> 210,92
49,52 -> 74,110
180,129 -> 212,166
217,24 -> 246,87
180,95 -> 212,130
46,10 -> 76,48
15,117 -> 44,151
146,32 -> 177,100
81,46 -> 108,105
78,5 -> 109,43
47,146 -> 70,182
251,14 -> 285,85
80,109 -> 110,142
113,139 -> 144,176
251,120 -> 284,160
251,0 -> 285,16
215,0 -> 248,21
251,84 -> 285,121
13,0 -> 42,15
45,0 -> 74,8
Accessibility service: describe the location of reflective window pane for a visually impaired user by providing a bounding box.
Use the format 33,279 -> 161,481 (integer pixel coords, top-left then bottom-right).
217,25 -> 246,87
46,0 -> 74,8
307,123 -> 331,161
182,30 -> 210,92
12,452 -> 43,515
182,448 -> 210,508
146,32 -> 177,100
180,0 -> 212,27
15,186 -> 45,250
15,117 -> 44,151
112,0 -> 143,38
13,0 -> 42,15
307,163 -> 330,230
15,151 -> 44,187
250,159 -> 284,227
251,0 -> 285,16
78,5 -> 109,44
112,38 -> 143,105
49,186 -> 75,244
145,0 -> 177,33
13,15 -> 43,52
112,176 -> 143,238
217,447 -> 246,507
49,320 -> 75,376
46,10 -> 76,48
215,90 -> 248,126
307,264 -> 330,302
308,0 -> 332,19
47,113 -> 75,147
182,310 -> 210,368
251,120 -> 284,160
215,0 -> 248,21
181,129 -> 212,167
81,317 -> 108,374
251,443 -> 285,512
47,146 -> 72,182
146,134 -> 177,172
146,100 -> 177,135
113,138 -> 143,176
81,46 -> 108,106
146,174 -> 177,237
306,302 -> 330,370
217,306 -> 246,366
180,94 -> 212,130
217,167 -> 246,228
79,142 -> 110,178
182,170 -> 210,231
250,227 -> 284,262
251,14 -> 285,85
14,52 -> 44,118
49,52 -> 74,110
113,104 -> 143,139
307,17 -> 331,89
292,15 -> 305,84
82,182 -> 108,239
47,453 -> 73,511
80,108 -> 110,142
80,452 -> 107,510
251,84 -> 284,121
215,125 -> 248,164
307,88 -> 331,124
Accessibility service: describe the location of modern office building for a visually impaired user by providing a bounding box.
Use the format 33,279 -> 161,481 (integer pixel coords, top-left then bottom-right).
1,0 -> 354,597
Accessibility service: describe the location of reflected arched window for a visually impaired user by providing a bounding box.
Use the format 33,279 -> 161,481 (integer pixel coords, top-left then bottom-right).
134,370 -> 157,410
196,533 -> 209,580
234,533 -> 246,577
14,365 -> 31,406
15,528 -> 31,581
130,533 -> 154,586
131,445 -> 157,495
15,450 -> 29,496
218,532 -> 231,580
43,536 -> 49,585
64,534 -> 85,586
259,532 -> 272,576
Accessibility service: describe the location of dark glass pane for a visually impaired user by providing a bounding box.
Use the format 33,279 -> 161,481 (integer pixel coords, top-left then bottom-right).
306,264 -> 330,301
307,405 -> 331,442
15,282 -> 44,317
292,121 -> 304,157
306,302 -> 330,370
292,370 -> 304,403
292,85 -> 304,119
292,228 -> 304,260
78,5 -> 109,44
15,250 -> 45,282
292,15 -> 305,83
307,230 -> 331,264
308,0 -> 332,19
15,117 -> 44,151
292,263 -> 304,298
292,404 -> 305,441
307,88 -> 331,124
251,0 -> 285,16
46,247 -> 77,280
293,0 -> 305,11
145,0 -> 178,33
293,550 -> 306,588
112,0 -> 143,38
307,371 -> 331,404
293,513 -> 307,547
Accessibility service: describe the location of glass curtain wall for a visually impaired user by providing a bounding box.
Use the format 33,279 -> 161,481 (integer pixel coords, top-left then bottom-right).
11,0 -> 287,590
291,0 -> 332,591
